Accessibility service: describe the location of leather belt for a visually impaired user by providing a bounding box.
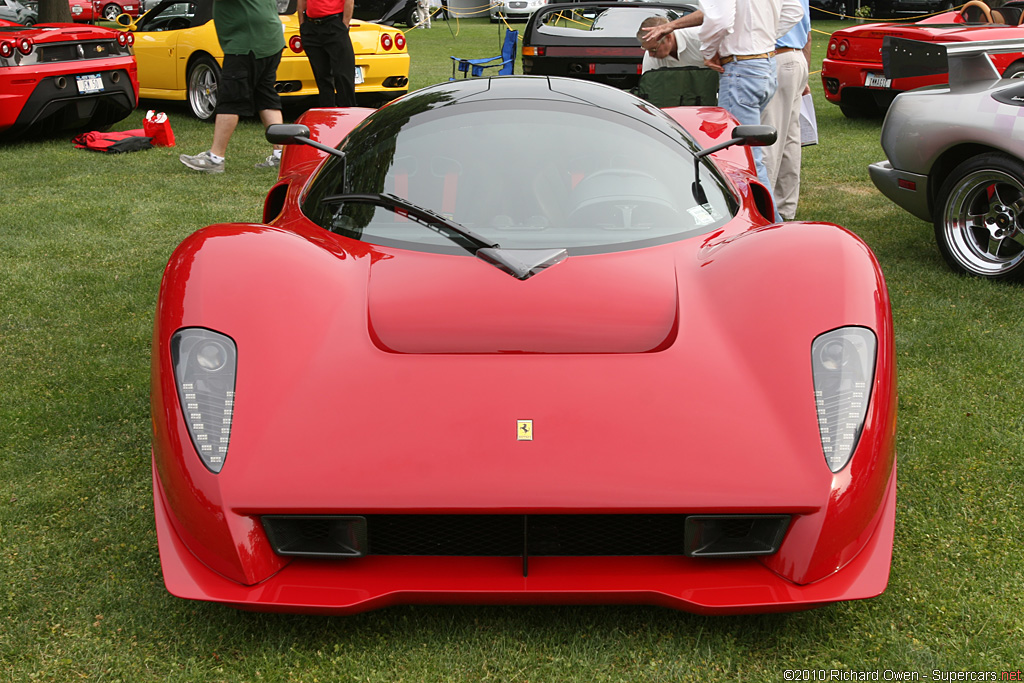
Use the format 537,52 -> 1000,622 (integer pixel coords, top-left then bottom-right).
304,12 -> 343,24
719,51 -> 776,65
775,46 -> 801,54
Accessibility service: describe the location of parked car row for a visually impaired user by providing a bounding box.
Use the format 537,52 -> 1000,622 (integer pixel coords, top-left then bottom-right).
0,0 -> 410,137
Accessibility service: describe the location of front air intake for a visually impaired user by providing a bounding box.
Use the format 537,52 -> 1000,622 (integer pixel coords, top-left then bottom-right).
683,515 -> 791,557
262,515 -> 368,557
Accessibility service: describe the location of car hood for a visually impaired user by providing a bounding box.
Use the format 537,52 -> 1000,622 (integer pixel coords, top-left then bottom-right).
156,218 -> 890,513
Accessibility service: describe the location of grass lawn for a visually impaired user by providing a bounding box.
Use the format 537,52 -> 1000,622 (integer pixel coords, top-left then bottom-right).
2,17 -> 1023,682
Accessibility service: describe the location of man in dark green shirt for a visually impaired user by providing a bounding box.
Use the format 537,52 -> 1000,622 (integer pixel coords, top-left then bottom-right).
180,0 -> 287,173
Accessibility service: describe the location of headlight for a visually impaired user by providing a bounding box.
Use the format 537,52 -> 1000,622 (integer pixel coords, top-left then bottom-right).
811,327 -> 876,473
171,328 -> 237,473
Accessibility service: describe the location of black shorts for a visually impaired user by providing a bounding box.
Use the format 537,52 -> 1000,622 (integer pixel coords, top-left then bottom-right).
216,50 -> 283,117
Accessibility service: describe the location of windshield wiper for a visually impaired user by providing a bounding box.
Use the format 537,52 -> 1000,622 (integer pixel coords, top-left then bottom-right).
322,192 -> 567,280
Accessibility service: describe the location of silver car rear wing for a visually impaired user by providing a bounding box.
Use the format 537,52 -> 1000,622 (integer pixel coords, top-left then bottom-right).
882,36 -> 1024,88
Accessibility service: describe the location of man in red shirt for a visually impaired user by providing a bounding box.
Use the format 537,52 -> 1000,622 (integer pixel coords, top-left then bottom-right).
297,0 -> 356,107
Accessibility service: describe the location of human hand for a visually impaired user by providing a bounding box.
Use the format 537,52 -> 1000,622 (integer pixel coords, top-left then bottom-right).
704,55 -> 723,73
641,23 -> 673,43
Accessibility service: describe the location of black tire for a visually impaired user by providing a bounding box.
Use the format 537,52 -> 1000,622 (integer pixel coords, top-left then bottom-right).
406,5 -> 421,26
933,152 -> 1024,280
1002,61 -> 1024,79
186,55 -> 219,121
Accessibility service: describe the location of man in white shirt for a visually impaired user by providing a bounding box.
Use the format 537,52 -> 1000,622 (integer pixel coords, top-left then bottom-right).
644,0 -> 804,218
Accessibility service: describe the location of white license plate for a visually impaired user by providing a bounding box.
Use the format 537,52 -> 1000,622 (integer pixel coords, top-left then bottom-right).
76,74 -> 104,94
865,72 -> 891,88
354,66 -> 364,85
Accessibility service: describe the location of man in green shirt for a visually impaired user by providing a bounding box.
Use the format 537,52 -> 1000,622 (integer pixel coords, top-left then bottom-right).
179,0 -> 287,173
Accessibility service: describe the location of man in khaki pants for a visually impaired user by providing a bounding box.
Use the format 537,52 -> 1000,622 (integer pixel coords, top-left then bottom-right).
761,0 -> 810,221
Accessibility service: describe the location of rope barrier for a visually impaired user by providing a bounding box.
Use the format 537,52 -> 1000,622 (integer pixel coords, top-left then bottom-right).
811,3 -> 964,22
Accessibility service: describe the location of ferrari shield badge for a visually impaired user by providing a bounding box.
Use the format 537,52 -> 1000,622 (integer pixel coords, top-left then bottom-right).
517,420 -> 533,441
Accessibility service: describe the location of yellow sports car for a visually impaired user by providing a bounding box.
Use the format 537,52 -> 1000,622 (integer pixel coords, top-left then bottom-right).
119,0 -> 409,119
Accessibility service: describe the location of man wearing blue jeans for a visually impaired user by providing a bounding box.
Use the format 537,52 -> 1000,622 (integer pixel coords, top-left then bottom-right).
643,0 -> 804,220
699,0 -> 804,197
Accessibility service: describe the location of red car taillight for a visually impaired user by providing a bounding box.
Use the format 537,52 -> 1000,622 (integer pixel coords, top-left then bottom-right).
117,31 -> 127,46
0,40 -> 14,58
395,32 -> 405,50
381,33 -> 393,51
17,36 -> 32,55
289,35 -> 302,53
126,32 -> 135,46
838,39 -> 849,56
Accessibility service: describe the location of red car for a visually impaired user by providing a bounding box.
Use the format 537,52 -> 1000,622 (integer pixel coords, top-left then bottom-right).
0,19 -> 138,139
69,0 -> 140,23
822,0 -> 1024,117
151,77 -> 898,616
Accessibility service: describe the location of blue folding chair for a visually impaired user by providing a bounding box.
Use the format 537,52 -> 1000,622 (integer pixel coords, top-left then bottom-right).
450,29 -> 518,80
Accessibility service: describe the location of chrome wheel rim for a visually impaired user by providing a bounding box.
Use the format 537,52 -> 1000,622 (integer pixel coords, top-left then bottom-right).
188,63 -> 217,120
103,4 -> 121,20
943,169 -> 1024,276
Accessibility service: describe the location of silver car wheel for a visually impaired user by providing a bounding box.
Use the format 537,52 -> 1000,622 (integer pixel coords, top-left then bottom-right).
187,57 -> 219,121
102,3 -> 122,20
938,160 -> 1024,279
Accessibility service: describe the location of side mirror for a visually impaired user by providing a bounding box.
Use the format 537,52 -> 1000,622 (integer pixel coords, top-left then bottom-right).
731,124 -> 778,148
265,123 -> 311,145
691,124 -> 778,208
694,124 -> 778,160
115,13 -> 134,27
265,123 -> 347,162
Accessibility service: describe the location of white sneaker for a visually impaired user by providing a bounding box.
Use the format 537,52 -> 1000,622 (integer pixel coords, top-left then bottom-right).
255,154 -> 280,169
179,150 -> 225,173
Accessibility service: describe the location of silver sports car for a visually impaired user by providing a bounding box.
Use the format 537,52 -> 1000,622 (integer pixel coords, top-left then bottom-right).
869,37 -> 1024,281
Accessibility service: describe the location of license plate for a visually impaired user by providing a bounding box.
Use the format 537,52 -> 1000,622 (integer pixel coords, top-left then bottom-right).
354,66 -> 364,85
865,72 -> 891,88
76,73 -> 104,94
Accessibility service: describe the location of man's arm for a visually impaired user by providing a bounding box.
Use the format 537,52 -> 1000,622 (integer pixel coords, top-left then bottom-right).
296,0 -> 305,23
777,0 -> 805,40
344,0 -> 353,26
698,0 -> 734,62
641,9 -> 703,43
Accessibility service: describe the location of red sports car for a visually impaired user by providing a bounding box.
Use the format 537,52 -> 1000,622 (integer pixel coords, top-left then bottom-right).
151,76 -> 898,615
821,0 -> 1024,117
0,19 -> 138,139
69,0 -> 140,23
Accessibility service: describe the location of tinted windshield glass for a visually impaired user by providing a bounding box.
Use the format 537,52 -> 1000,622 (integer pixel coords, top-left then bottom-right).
303,99 -> 735,254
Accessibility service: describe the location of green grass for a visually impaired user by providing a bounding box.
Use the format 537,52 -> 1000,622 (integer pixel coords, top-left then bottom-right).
2,18 -> 1024,681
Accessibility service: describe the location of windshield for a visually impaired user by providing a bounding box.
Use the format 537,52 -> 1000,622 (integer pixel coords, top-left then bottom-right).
303,99 -> 735,255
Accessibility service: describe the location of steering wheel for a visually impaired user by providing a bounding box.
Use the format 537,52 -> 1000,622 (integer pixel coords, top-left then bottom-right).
961,0 -> 993,23
568,170 -> 678,230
